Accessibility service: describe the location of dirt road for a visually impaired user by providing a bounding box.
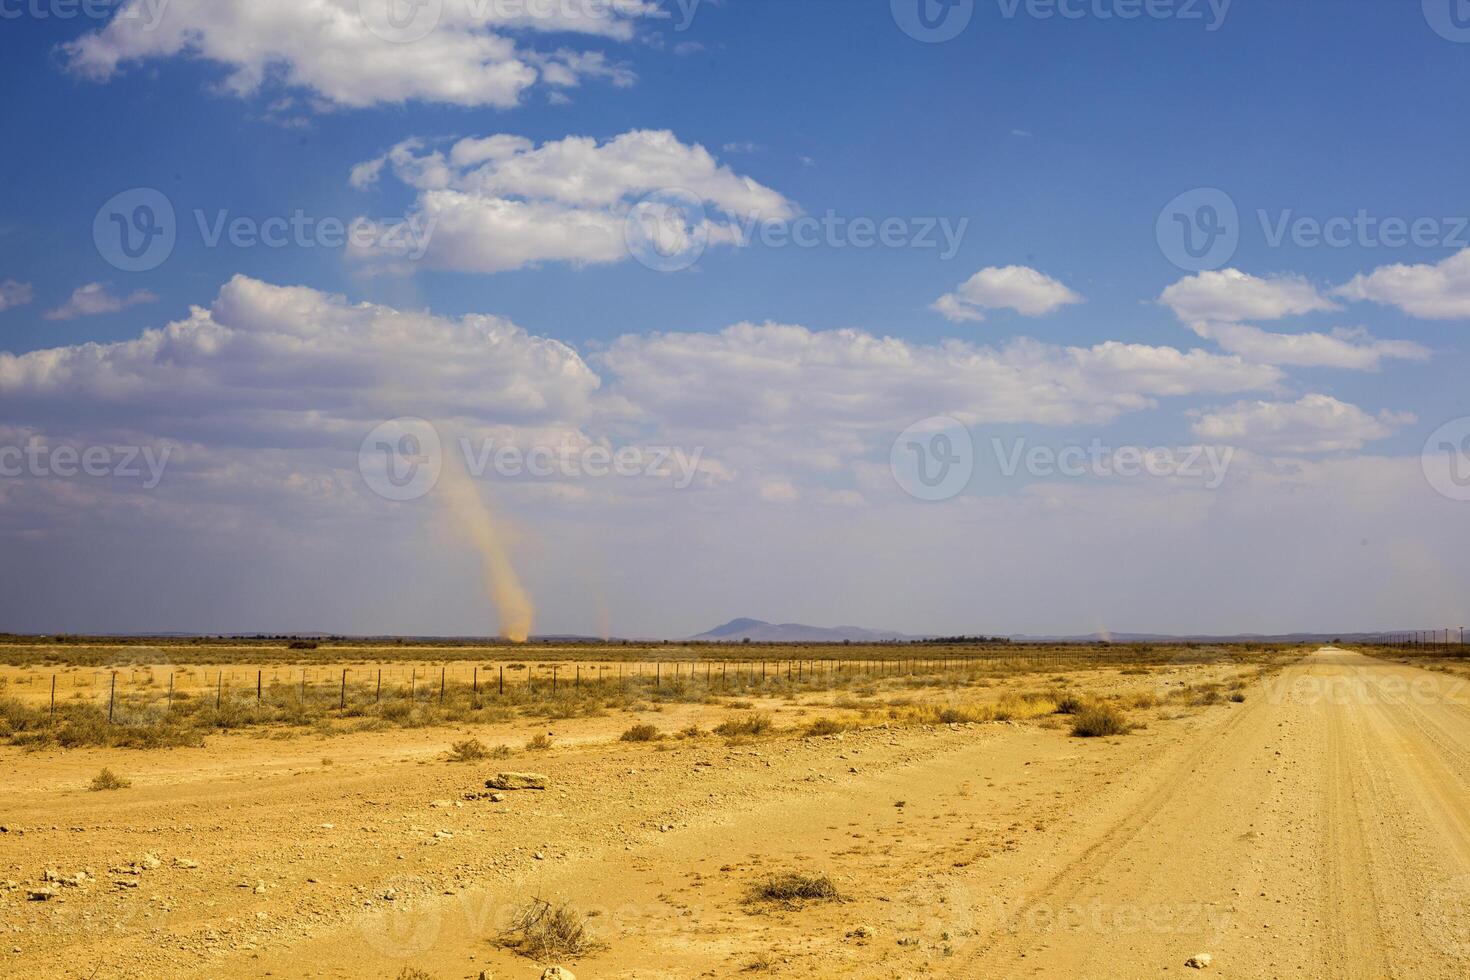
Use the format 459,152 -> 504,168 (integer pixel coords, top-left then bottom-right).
3,648 -> 1468,978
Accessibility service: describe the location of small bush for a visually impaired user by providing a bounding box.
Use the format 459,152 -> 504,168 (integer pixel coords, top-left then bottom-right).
447,738 -> 490,762
1229,691 -> 1246,703
395,969 -> 433,980
749,872 -> 840,904
1054,695 -> 1083,715
1071,703 -> 1133,738
620,723 -> 660,742
714,713 -> 773,737
500,898 -> 601,960
526,733 -> 554,751
89,767 -> 131,791
804,717 -> 851,737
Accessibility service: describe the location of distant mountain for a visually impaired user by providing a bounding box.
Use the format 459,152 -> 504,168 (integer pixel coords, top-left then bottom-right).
690,618 -> 917,643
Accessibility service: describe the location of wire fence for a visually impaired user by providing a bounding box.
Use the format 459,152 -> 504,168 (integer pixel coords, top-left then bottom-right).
4,646 -> 1235,725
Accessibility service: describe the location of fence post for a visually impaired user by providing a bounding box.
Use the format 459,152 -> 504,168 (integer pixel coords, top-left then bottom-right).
167,672 -> 174,712
439,666 -> 445,704
473,666 -> 479,696
341,669 -> 347,710
108,672 -> 116,723
50,674 -> 56,724
499,665 -> 504,696
216,671 -> 222,709
257,670 -> 262,703
376,668 -> 382,703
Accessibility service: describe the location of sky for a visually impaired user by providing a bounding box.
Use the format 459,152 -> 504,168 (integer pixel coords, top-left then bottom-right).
1,0 -> 1468,638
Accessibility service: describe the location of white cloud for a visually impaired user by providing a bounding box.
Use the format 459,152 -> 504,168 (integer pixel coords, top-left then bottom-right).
0,280 -> 33,312
1159,269 -> 1338,324
44,283 -> 158,321
2,275 -> 601,446
933,265 -> 1083,322
598,321 -> 1282,442
1190,394 -> 1412,454
1186,321 -> 1429,371
350,130 -> 795,273
1334,248 -> 1470,319
63,0 -> 657,110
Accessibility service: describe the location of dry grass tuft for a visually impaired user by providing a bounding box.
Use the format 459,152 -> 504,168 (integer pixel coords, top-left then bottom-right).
88,767 -> 131,791
619,723 -> 661,742
714,713 -> 774,737
447,738 -> 491,762
1070,703 -> 1133,737
749,871 -> 841,905
500,898 -> 601,960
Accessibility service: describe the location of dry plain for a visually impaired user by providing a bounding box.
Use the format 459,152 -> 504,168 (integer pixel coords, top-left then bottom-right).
1,643 -> 1468,979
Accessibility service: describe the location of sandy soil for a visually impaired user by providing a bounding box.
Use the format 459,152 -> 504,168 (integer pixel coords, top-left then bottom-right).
2,648 -> 1468,979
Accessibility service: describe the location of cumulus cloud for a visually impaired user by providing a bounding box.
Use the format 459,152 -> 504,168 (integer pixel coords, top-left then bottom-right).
598,321 -> 1282,444
1190,394 -> 1412,454
1159,269 -> 1338,324
2,275 -> 601,449
1334,248 -> 1470,319
62,0 -> 656,110
45,283 -> 158,321
0,279 -> 33,312
1185,322 -> 1429,371
349,130 -> 795,273
933,265 -> 1083,323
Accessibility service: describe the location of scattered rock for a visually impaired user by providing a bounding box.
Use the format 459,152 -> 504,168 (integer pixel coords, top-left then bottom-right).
139,853 -> 161,870
485,772 -> 549,791
173,858 -> 198,870
533,852 -> 546,861
25,888 -> 57,902
489,792 -> 506,803
541,968 -> 575,980
846,925 -> 876,940
1186,953 -> 1213,969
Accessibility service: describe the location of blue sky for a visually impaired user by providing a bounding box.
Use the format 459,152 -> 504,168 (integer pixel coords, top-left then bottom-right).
1,0 -> 1468,636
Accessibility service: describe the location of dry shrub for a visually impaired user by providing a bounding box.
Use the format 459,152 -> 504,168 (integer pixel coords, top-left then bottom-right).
1071,703 -> 1133,737
89,767 -> 131,791
447,738 -> 490,762
803,717 -> 852,737
501,898 -> 601,960
714,713 -> 773,737
620,723 -> 660,742
526,733 -> 554,751
1053,695 -> 1084,715
749,871 -> 840,905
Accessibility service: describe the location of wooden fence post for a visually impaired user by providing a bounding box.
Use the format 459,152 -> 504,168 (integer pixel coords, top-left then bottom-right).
341,669 -> 347,710
108,672 -> 116,723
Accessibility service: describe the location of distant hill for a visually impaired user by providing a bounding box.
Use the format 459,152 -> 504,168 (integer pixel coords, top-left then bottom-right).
690,618 -> 917,643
